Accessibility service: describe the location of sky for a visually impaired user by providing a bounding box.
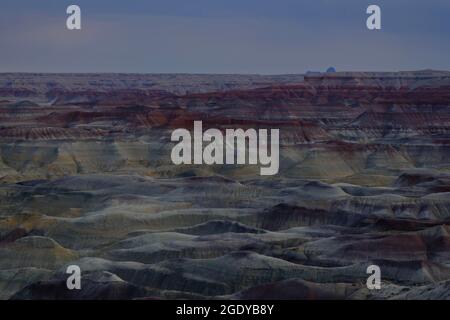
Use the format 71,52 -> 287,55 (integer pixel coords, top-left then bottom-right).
0,0 -> 449,74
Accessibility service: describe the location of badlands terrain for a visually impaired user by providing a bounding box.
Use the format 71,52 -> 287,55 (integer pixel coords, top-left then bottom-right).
0,71 -> 450,299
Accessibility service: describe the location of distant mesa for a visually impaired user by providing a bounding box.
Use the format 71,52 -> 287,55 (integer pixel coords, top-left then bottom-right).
306,67 -> 336,75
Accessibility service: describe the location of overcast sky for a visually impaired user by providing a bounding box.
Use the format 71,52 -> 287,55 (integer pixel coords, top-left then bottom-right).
0,0 -> 449,74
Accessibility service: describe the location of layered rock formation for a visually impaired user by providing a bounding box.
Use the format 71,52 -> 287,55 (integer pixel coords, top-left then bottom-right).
1,71 -> 450,299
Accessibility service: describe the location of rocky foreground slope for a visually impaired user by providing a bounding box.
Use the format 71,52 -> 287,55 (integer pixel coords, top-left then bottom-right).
0,71 -> 450,299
